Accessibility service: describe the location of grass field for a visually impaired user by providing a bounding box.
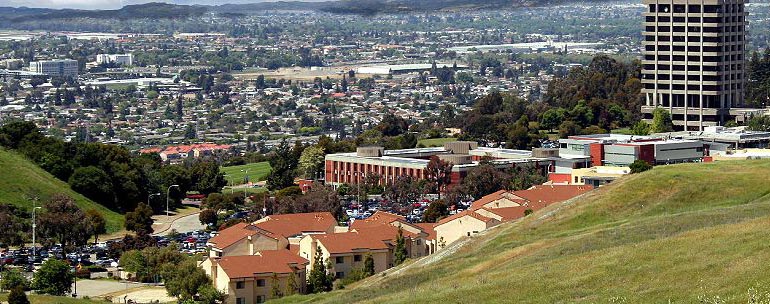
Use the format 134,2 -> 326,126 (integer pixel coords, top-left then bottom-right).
417,137 -> 457,147
221,162 -> 272,185
272,160 -> 770,303
0,149 -> 124,233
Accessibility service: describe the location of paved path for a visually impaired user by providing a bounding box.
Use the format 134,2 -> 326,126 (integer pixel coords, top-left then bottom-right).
152,212 -> 206,236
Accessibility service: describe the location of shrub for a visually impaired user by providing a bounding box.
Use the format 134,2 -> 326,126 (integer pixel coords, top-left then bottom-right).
629,159 -> 653,174
1,269 -> 29,291
8,285 -> 29,304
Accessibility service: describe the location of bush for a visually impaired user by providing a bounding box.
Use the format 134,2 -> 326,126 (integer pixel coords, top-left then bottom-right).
1,269 -> 29,291
32,258 -> 74,296
8,285 -> 29,304
629,159 -> 653,174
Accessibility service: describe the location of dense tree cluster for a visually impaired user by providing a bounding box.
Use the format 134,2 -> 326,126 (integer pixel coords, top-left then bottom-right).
0,120 -> 225,213
544,55 -> 642,131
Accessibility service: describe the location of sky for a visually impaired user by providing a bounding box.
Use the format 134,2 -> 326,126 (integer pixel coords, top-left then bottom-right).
0,0 -> 325,10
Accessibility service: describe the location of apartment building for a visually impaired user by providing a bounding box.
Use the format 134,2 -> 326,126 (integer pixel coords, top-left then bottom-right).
641,0 -> 747,130
200,250 -> 309,304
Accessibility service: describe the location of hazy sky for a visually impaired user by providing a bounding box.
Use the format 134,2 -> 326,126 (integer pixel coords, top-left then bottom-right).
0,0 -> 320,9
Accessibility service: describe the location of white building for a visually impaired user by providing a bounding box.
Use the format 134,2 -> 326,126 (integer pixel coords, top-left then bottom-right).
29,59 -> 78,78
96,54 -> 133,66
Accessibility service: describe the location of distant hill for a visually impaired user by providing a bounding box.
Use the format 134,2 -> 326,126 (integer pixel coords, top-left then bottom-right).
5,2 -> 207,22
273,160 -> 770,302
0,149 -> 123,233
0,0 -> 611,21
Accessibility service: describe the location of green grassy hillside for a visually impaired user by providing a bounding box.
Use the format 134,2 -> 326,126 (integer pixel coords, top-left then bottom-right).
274,160 -> 770,303
0,149 -> 123,233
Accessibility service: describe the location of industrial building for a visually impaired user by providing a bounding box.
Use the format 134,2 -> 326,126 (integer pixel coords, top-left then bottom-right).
640,0 -> 747,130
29,59 -> 79,78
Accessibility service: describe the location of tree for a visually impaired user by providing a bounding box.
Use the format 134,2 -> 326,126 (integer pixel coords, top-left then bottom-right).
119,250 -> 149,281
383,175 -> 420,208
84,209 -> 106,244
190,161 -> 226,195
297,145 -> 325,179
270,273 -> 282,298
198,284 -> 227,304
394,226 -> 408,265
650,108 -> 674,133
425,156 -> 453,198
630,159 -> 653,174
540,108 -> 565,132
125,203 -> 154,234
422,200 -> 449,223
363,254 -> 375,277
0,205 -> 25,247
32,259 -> 74,296
267,140 -> 300,190
631,120 -> 651,136
1,269 -> 29,291
37,194 -> 89,251
307,246 -> 334,293
163,259 -> 212,301
459,163 -> 510,199
8,286 -> 29,304
199,209 -> 218,227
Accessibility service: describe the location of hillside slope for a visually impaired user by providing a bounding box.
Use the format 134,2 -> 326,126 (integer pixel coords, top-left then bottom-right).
0,149 -> 123,233
274,160 -> 770,303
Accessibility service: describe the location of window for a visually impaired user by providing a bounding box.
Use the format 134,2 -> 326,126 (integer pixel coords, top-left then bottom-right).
236,298 -> 246,304
256,296 -> 266,303
336,256 -> 344,264
257,279 -> 266,287
354,255 -> 362,262
336,272 -> 345,279
236,281 -> 245,289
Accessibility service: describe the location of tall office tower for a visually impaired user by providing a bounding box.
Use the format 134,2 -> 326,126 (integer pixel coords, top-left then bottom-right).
641,0 -> 746,130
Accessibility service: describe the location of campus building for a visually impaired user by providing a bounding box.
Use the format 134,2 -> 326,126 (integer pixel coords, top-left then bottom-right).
640,0 -> 747,130
558,134 -> 707,166
29,59 -> 79,78
95,53 -> 134,66
324,142 -> 550,187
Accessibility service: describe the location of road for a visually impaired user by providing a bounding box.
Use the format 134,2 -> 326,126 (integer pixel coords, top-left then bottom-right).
152,212 -> 206,236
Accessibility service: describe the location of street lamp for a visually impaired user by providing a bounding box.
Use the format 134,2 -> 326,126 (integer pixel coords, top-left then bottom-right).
31,198 -> 41,260
241,169 -> 249,202
148,192 -> 161,207
166,184 -> 180,218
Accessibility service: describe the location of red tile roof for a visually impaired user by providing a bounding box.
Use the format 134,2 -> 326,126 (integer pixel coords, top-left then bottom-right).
217,250 -> 308,279
207,222 -> 280,250
414,223 -> 437,240
254,212 -> 337,238
313,232 -> 390,254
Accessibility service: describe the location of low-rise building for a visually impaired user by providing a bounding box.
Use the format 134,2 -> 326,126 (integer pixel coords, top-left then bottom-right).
435,185 -> 592,247
299,231 -> 391,279
200,250 -> 309,304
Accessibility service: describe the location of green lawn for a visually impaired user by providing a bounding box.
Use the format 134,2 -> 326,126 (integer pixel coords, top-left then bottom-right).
417,137 -> 457,147
0,149 -> 124,233
271,160 -> 770,303
221,162 -> 272,185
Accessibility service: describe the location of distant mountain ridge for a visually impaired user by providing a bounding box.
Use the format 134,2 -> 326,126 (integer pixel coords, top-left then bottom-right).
0,0 -> 604,20
2,2 -> 207,22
